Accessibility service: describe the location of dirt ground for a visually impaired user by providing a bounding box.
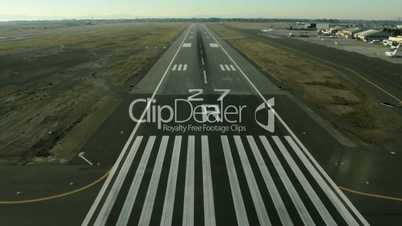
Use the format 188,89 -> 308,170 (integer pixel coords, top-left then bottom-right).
0,21 -> 185,164
210,23 -> 402,146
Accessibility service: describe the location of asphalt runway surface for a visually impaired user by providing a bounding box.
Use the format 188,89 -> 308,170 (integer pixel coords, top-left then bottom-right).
3,23 -> 401,226
80,24 -> 369,226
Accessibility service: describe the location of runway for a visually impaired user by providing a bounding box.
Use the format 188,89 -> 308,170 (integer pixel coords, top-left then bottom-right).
81,24 -> 369,226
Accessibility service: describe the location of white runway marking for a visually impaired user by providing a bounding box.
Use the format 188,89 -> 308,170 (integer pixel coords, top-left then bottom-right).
221,136 -> 250,226
246,136 -> 293,226
272,136 -> 337,225
183,136 -> 195,226
201,136 -> 216,226
116,136 -> 156,226
209,43 -> 219,48
203,70 -> 208,85
234,136 -> 271,226
219,64 -> 237,72
137,136 -> 169,226
284,136 -> 358,225
259,136 -> 315,226
172,64 -> 188,72
183,43 -> 192,48
92,136 -> 143,225
161,136 -> 182,226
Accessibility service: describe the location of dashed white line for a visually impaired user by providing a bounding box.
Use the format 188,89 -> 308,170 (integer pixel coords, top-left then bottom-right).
203,70 -> 208,85
183,64 -> 188,71
220,64 -> 225,71
172,64 -> 178,71
178,64 -> 183,71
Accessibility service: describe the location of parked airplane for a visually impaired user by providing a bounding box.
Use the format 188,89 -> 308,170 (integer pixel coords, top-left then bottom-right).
385,44 -> 401,57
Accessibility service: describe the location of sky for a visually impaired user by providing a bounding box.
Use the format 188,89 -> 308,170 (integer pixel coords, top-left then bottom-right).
1,0 -> 402,21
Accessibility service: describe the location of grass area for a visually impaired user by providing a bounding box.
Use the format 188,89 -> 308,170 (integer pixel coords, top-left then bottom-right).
210,23 -> 402,144
0,21 -> 185,163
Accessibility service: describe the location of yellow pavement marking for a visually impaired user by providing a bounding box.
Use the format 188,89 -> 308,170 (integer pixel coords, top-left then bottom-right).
2,172 -> 402,205
340,186 -> 402,203
0,170 -> 110,205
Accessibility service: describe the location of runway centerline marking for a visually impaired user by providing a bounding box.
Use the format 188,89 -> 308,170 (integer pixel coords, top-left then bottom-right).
203,70 -> 208,85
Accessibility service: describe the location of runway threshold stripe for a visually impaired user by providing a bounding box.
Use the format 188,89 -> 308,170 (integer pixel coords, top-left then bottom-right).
116,136 -> 156,226
233,136 -> 271,226
272,136 -> 337,225
201,136 -> 216,226
137,136 -> 170,226
246,136 -> 293,226
284,136 -> 359,226
178,64 -> 183,71
259,136 -> 315,226
183,64 -> 188,71
220,64 -> 225,71
182,136 -> 195,226
160,136 -> 182,226
221,136 -> 249,226
93,136 -> 143,225
225,64 -> 231,71
230,65 -> 237,71
172,64 -> 177,71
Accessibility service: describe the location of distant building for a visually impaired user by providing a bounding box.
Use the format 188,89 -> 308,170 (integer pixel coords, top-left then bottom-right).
354,29 -> 391,42
337,27 -> 362,39
397,25 -> 402,29
317,23 -> 330,30
319,26 -> 342,36
389,36 -> 402,44
289,22 -> 317,30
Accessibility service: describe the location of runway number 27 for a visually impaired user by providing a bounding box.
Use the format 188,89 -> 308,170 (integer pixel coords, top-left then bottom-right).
187,89 -> 230,102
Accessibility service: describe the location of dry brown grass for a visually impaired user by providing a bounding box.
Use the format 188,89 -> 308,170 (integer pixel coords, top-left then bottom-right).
0,22 -> 185,163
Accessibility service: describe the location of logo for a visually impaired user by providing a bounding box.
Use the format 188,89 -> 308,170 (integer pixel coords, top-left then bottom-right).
129,89 -> 275,133
254,97 -> 275,133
